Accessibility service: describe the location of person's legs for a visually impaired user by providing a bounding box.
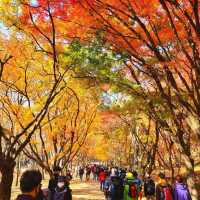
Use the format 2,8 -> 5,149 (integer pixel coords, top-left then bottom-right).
80,174 -> 83,181
100,182 -> 102,190
150,195 -> 155,200
102,181 -> 105,191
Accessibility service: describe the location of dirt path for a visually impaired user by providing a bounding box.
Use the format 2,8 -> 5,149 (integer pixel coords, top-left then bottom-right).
12,179 -> 148,200
12,179 -> 105,200
71,180 -> 105,200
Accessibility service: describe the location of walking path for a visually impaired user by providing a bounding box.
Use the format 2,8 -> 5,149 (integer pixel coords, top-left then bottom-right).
72,180 -> 104,200
12,179 -> 104,200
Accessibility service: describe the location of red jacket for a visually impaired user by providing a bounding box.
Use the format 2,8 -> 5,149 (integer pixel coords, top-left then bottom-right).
99,171 -> 106,182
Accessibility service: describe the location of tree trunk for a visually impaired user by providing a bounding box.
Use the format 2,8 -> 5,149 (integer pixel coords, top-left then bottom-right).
15,155 -> 21,186
0,159 -> 16,200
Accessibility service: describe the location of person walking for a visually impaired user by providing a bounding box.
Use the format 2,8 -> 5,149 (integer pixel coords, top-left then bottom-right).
109,175 -> 124,200
124,172 -> 141,200
156,173 -> 173,200
52,176 -> 72,200
86,166 -> 91,181
66,170 -> 72,182
99,168 -> 106,191
144,174 -> 155,200
48,166 -> 62,196
173,175 -> 192,200
104,175 -> 112,200
79,167 -> 84,181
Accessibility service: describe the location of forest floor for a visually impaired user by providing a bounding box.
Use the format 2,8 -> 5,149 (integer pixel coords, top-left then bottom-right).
11,179 -> 105,200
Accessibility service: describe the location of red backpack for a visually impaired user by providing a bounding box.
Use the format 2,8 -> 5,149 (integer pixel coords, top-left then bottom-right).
160,185 -> 173,200
128,183 -> 137,198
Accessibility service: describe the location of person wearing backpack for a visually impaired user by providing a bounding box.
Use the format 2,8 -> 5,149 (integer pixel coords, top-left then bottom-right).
124,172 -> 141,200
156,173 -> 173,200
144,174 -> 155,200
52,176 -> 72,200
109,175 -> 124,200
173,175 -> 192,200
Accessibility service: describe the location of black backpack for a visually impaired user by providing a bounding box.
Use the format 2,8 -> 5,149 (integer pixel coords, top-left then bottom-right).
111,177 -> 124,199
53,189 -> 67,200
145,179 -> 155,196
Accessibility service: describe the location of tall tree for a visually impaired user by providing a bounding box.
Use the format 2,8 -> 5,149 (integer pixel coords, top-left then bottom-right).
0,1 -> 76,199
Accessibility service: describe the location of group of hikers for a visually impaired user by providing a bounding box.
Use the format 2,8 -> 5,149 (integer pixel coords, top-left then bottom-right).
16,166 -> 72,200
15,164 -> 192,200
93,165 -> 192,200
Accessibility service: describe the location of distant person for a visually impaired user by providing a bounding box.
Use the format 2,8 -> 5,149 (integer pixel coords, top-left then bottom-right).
173,175 -> 192,200
104,175 -> 112,200
110,167 -> 117,177
92,165 -> 97,181
144,174 -> 155,200
79,167 -> 84,181
124,172 -> 141,200
96,165 -> 100,178
16,170 -> 42,200
48,166 -> 61,196
66,170 -> 72,182
52,176 -> 72,200
99,168 -> 106,191
133,171 -> 142,200
156,173 -> 173,200
86,166 -> 91,181
109,175 -> 124,200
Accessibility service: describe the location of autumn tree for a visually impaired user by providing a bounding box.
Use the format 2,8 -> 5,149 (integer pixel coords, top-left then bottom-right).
0,1 -> 77,199
23,81 -> 97,176
62,1 -> 200,198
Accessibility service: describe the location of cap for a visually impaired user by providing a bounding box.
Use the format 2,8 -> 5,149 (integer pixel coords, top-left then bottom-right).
58,176 -> 66,182
126,172 -> 133,178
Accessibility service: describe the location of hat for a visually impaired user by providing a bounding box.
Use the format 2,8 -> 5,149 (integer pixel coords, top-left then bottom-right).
126,172 -> 133,178
58,176 -> 66,182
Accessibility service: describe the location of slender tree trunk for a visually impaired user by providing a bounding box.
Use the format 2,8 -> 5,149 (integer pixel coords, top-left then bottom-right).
0,159 -> 16,200
15,155 -> 21,186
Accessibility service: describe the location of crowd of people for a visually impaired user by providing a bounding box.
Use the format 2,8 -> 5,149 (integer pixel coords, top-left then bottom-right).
78,165 -> 192,200
15,164 -> 192,200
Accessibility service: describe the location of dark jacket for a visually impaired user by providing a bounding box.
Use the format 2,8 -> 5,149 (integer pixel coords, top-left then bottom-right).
144,178 -> 155,196
16,194 -> 34,200
156,183 -> 172,200
48,175 -> 59,193
110,176 -> 124,200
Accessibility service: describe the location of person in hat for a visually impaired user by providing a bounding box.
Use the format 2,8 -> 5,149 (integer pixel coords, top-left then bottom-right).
124,172 -> 141,200
156,172 -> 172,200
52,176 -> 72,200
173,175 -> 192,200
48,166 -> 62,198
